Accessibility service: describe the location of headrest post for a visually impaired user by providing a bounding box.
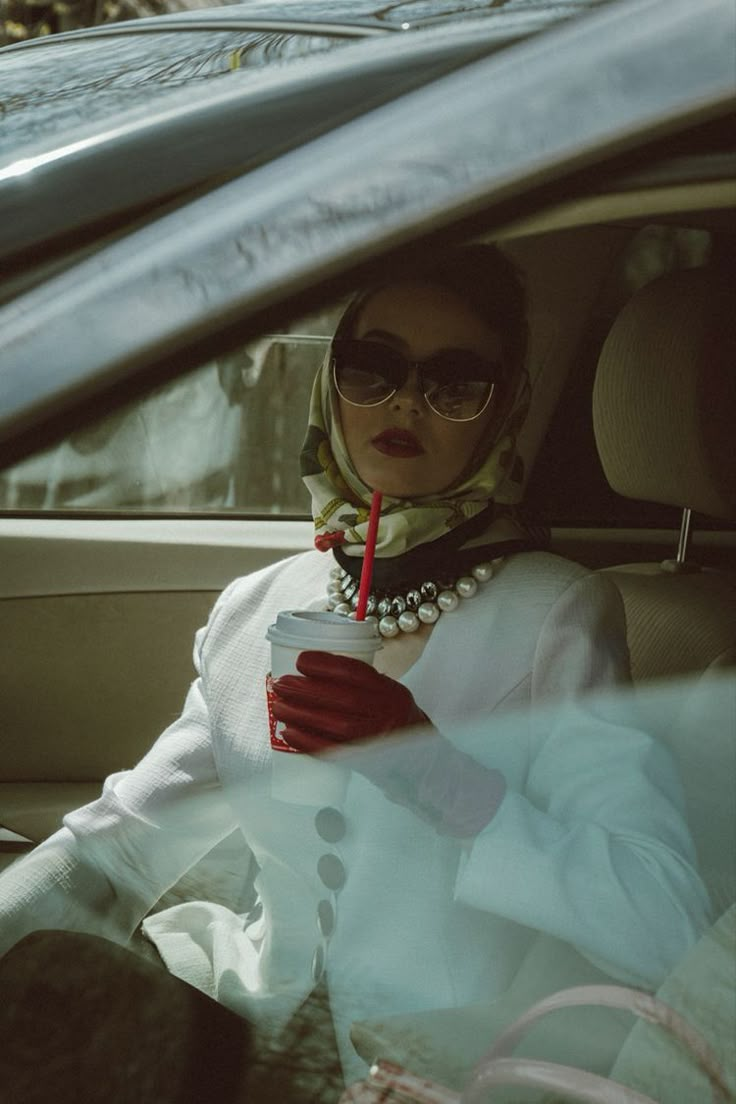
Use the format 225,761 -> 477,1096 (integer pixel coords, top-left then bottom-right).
676,507 -> 693,566
661,507 -> 699,575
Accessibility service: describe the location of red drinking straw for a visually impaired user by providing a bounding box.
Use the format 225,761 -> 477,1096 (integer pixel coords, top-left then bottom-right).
355,490 -> 383,621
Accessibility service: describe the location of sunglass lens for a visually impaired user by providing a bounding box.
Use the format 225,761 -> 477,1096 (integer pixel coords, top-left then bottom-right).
423,353 -> 498,420
333,341 -> 398,406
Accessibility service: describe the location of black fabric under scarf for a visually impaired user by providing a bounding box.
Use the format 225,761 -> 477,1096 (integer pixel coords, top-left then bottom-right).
332,505 -> 547,592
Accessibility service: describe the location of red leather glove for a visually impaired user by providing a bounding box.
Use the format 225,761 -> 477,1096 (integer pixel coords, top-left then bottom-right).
270,651 -> 505,838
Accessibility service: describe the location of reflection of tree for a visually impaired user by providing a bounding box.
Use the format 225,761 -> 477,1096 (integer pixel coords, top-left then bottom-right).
1,0 -> 140,45
1,27 -> 346,158
240,982 -> 347,1104
2,0 -> 232,46
2,1 -> 240,46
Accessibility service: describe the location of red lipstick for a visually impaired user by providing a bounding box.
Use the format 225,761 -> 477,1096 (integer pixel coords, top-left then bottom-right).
371,429 -> 425,458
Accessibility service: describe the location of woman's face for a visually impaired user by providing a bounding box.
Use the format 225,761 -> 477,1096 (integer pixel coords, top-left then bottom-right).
337,281 -> 505,498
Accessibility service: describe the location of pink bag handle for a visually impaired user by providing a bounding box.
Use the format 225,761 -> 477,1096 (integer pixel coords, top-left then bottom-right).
462,984 -> 729,1104
340,1057 -> 661,1104
340,984 -> 728,1104
465,1058 -> 659,1103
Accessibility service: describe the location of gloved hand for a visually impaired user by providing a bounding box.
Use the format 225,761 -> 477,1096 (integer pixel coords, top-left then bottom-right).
270,651 -> 505,838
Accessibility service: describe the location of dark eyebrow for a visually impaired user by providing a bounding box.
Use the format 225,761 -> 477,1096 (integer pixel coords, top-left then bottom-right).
360,331 -> 496,362
358,328 -> 409,353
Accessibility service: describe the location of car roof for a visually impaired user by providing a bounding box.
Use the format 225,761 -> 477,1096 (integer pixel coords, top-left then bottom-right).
0,4 -> 612,267
0,2 -> 611,159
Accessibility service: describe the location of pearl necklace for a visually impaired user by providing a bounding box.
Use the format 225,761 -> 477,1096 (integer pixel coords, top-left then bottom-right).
326,557 -> 503,638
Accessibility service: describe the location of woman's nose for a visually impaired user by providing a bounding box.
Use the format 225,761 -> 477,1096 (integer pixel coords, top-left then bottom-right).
390,365 -> 424,413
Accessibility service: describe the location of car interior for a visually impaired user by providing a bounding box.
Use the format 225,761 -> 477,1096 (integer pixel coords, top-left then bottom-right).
1,177 -> 734,1096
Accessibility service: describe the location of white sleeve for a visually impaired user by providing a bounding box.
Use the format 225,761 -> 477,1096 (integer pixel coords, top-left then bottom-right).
454,572 -> 711,988
0,624 -> 238,959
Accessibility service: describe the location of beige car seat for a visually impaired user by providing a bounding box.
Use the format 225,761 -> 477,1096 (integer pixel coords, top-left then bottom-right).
592,264 -> 736,915
593,264 -> 736,681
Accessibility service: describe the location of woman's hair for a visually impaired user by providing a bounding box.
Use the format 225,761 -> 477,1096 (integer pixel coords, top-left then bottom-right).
333,243 -> 529,383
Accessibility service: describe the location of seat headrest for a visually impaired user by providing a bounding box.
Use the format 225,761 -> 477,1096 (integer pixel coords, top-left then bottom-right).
593,266 -> 736,521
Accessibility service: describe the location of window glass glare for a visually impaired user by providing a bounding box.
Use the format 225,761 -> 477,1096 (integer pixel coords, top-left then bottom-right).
0,316 -> 337,515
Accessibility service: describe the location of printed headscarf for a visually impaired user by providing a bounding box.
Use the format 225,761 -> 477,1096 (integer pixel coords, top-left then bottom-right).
300,351 -> 532,562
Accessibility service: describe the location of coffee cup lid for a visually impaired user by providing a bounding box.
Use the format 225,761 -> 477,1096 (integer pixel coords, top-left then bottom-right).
266,610 -> 381,653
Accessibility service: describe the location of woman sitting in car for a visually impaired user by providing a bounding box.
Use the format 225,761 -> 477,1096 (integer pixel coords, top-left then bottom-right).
0,244 -> 710,1099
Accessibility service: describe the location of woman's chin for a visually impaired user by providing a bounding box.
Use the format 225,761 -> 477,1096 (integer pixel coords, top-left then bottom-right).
362,477 -> 444,499
355,457 -> 451,500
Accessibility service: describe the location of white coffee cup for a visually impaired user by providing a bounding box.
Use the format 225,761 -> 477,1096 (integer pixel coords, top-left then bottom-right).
266,611 -> 382,806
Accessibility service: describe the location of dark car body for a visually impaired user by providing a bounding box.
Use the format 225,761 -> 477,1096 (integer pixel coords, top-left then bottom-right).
1,0 -> 732,465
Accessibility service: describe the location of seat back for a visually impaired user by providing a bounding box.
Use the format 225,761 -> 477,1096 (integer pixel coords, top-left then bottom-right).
592,265 -> 736,911
592,263 -> 736,681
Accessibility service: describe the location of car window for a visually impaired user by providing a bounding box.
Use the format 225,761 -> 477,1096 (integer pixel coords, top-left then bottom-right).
2,222 -> 733,526
0,313 -> 338,516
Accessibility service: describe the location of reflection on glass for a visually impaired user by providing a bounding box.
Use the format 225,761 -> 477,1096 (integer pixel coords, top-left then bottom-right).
0,329 -> 333,515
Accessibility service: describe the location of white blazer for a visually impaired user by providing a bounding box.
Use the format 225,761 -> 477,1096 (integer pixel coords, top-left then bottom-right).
0,550 -> 710,1082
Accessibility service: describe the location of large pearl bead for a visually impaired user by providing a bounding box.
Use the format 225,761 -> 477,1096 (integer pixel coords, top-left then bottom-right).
417,602 -> 439,624
456,576 -> 478,599
471,561 -> 494,583
330,566 -> 343,581
397,610 -> 420,633
406,589 -> 422,611
437,590 -> 459,612
378,615 -> 400,638
334,602 -> 352,616
327,583 -> 343,600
